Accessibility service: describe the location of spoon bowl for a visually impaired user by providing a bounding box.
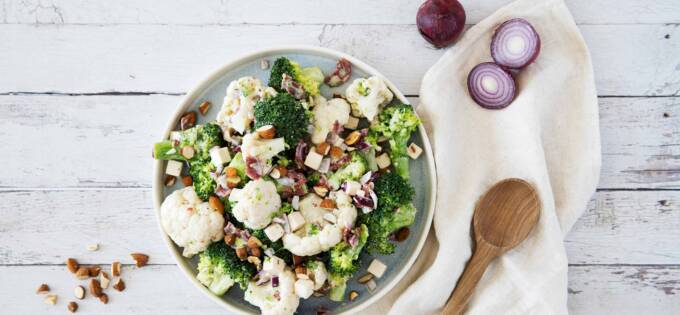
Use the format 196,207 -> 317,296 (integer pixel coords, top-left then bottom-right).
443,178 -> 540,315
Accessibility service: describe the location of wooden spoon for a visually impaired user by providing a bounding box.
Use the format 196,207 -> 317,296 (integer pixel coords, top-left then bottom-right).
443,178 -> 541,315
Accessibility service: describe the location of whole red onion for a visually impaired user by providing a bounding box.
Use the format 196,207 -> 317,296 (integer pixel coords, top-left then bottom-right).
416,0 -> 466,48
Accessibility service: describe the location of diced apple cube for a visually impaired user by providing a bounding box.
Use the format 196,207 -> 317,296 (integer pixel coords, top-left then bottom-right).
343,116 -> 360,130
376,153 -> 391,169
288,212 -> 306,232
294,279 -> 315,299
407,143 -> 423,159
165,160 -> 183,177
367,259 -> 387,278
304,150 -> 324,170
210,147 -> 231,167
264,223 -> 285,242
344,180 -> 362,195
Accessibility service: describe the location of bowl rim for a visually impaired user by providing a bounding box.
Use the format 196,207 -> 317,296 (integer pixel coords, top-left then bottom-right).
152,45 -> 437,315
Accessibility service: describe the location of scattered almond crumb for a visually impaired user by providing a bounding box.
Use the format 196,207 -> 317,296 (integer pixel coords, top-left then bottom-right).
113,278 -> 126,292
86,243 -> 99,251
36,284 -> 50,294
130,253 -> 149,268
44,294 -> 57,305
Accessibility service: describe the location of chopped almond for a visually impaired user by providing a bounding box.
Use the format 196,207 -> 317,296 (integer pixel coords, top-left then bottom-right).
111,261 -> 121,277
113,278 -> 125,292
315,142 -> 331,155
130,253 -> 149,268
36,284 -> 50,294
235,247 -> 248,260
344,131 -> 362,145
329,146 -> 344,159
75,266 -> 90,280
256,125 -> 276,139
225,167 -> 239,177
319,198 -> 336,209
89,279 -> 103,297
180,111 -> 197,130
89,265 -> 101,277
198,101 -> 211,115
181,175 -> 193,186
209,196 -> 224,215
277,166 -> 288,177
66,258 -> 79,273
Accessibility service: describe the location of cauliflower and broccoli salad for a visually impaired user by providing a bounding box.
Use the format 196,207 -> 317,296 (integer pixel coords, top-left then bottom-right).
153,56 -> 423,314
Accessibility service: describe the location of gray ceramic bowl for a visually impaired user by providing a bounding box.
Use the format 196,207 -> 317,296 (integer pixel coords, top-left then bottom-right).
152,46 -> 436,314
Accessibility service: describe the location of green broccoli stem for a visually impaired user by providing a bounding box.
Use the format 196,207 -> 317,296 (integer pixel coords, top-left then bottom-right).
392,156 -> 410,179
329,274 -> 349,302
153,140 -> 185,161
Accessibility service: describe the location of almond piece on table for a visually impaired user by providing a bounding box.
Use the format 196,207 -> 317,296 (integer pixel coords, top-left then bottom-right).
75,266 -> 90,280
198,101 -> 211,115
113,278 -> 126,292
89,279 -> 103,297
67,301 -> 78,313
100,271 -> 111,289
99,293 -> 109,304
89,265 -> 101,277
86,243 -> 99,251
74,285 -> 85,300
66,258 -> 79,273
130,253 -> 149,268
256,125 -> 276,139
36,284 -> 50,294
44,294 -> 57,305
111,261 -> 121,277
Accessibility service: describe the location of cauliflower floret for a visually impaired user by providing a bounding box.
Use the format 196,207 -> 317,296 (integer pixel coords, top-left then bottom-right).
245,259 -> 300,315
231,179 -> 281,229
345,76 -> 393,121
217,76 -> 277,134
160,187 -> 225,258
306,260 -> 328,290
282,192 -> 358,256
310,96 -> 351,144
241,132 -> 286,161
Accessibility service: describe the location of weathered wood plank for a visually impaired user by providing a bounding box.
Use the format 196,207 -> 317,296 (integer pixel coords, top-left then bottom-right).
1,190 -> 677,265
1,95 -> 677,189
0,24 -> 678,96
566,190 -> 680,264
2,0 -> 679,25
0,264 -> 676,314
567,265 -> 680,315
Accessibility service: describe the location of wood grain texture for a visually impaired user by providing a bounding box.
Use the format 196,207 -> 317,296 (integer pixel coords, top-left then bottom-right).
2,0 -> 679,25
0,265 -> 676,314
1,190 -> 676,265
1,95 -> 677,189
0,24 -> 678,96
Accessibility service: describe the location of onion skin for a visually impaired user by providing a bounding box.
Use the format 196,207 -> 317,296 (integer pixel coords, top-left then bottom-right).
467,62 -> 517,110
416,0 -> 466,48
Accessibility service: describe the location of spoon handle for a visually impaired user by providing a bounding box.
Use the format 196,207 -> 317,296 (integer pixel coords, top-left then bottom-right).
443,240 -> 499,315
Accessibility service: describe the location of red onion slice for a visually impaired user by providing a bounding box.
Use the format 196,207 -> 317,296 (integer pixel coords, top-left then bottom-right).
490,18 -> 540,69
467,62 -> 516,109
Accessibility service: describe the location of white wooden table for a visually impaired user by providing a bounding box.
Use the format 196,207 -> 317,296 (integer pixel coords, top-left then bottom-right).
1,0 -> 679,314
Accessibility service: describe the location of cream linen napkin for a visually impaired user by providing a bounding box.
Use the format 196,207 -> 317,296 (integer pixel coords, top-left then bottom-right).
365,0 -> 601,313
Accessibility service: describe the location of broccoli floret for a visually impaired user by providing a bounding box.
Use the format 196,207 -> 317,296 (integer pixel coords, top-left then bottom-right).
254,93 -> 310,147
268,57 -> 323,96
154,123 -> 223,162
269,57 -> 296,92
292,63 -> 324,96
369,104 -> 420,179
327,152 -> 368,189
328,225 -> 368,301
196,241 -> 256,293
374,172 -> 415,212
270,202 -> 294,219
189,158 -> 217,201
360,173 -> 416,255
